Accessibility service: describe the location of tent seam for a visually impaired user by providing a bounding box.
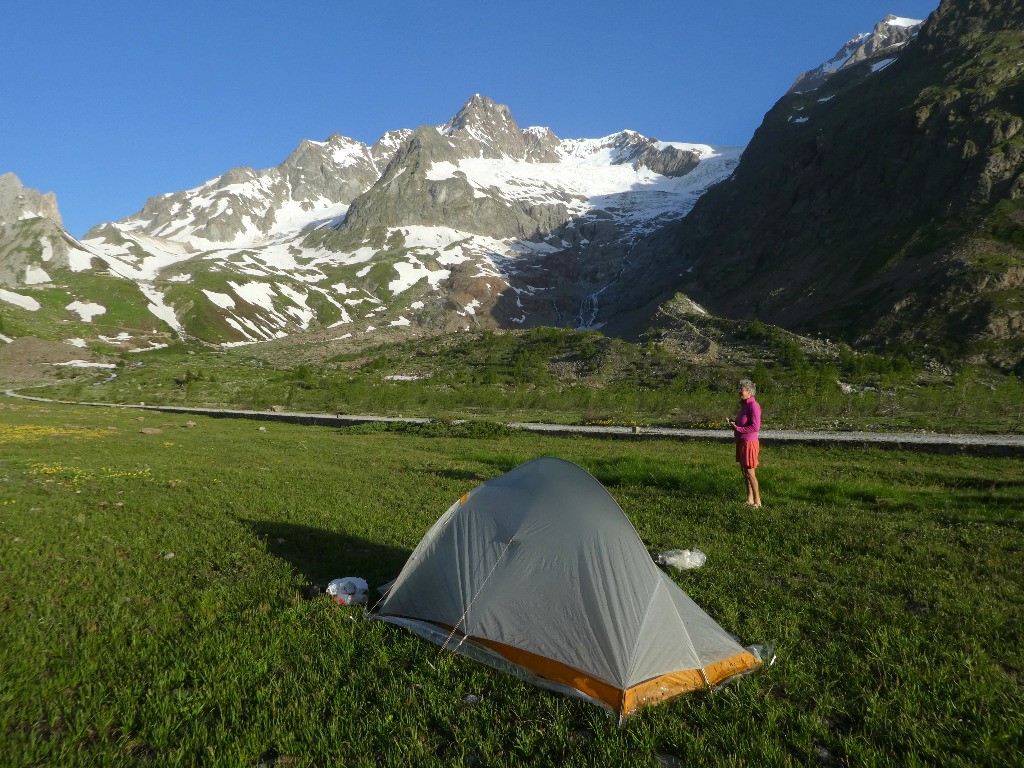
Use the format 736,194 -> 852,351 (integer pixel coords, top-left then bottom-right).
662,577 -> 706,685
623,573 -> 668,686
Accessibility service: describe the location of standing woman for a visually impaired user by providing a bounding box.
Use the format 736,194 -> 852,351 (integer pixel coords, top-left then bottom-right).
727,379 -> 762,507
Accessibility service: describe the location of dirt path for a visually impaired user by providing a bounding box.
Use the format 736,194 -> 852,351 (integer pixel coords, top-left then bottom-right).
5,389 -> 1023,457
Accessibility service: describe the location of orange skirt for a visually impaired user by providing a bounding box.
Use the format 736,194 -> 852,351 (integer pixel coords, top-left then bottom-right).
736,440 -> 760,469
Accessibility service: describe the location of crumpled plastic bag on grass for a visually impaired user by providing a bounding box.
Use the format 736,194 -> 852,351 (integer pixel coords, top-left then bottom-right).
326,577 -> 369,605
747,644 -> 777,666
655,549 -> 707,570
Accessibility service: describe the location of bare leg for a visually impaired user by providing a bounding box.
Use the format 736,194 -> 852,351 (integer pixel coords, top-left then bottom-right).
743,467 -> 761,507
741,466 -> 754,505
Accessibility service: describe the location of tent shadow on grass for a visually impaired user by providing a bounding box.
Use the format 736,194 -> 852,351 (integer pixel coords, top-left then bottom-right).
243,519 -> 411,591
417,468 -> 490,483
468,455 -> 735,497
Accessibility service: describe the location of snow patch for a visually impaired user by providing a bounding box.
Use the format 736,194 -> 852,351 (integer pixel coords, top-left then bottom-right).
220,337 -> 261,348
66,301 -> 107,321
275,282 -> 315,328
436,251 -> 471,266
66,245 -> 94,272
230,281 -> 277,310
0,289 -> 40,311
139,285 -> 184,335
24,266 -> 51,285
53,360 -> 117,369
653,142 -> 721,159
389,261 -> 450,294
126,343 -> 169,352
425,161 -> 460,181
40,238 -> 54,262
886,16 -> 922,28
203,290 -> 236,309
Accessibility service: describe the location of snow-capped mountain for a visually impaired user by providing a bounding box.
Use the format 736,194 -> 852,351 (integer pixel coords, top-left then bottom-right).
0,95 -> 740,347
88,131 -> 410,247
789,14 -> 924,93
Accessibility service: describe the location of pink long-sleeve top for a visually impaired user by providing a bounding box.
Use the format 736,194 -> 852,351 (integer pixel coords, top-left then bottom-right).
733,396 -> 761,443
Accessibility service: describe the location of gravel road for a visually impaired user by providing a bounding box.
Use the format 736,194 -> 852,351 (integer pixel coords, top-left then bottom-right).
6,390 -> 1023,457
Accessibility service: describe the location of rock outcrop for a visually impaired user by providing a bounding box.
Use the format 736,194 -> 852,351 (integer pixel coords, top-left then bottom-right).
0,172 -> 62,228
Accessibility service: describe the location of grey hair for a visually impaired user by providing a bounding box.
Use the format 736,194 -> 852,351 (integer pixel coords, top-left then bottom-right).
739,379 -> 756,395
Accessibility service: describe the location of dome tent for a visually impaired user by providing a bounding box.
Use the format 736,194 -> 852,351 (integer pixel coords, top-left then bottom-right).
372,457 -> 760,719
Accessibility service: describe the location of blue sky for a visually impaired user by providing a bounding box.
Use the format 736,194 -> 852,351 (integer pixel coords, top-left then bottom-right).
3,1 -> 939,237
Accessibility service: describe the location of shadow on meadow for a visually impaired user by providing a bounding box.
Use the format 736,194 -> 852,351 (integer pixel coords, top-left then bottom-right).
788,479 -> 1024,522
419,467 -> 490,484
243,520 -> 412,593
466,454 -> 735,498
937,476 -> 1024,491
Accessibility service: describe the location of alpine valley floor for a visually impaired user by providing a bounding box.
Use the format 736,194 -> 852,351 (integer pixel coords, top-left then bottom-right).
0,400 -> 1020,765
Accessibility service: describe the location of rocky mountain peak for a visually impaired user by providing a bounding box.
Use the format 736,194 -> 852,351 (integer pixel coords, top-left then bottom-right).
369,129 -> 414,171
0,172 -> 88,290
522,126 -> 562,162
90,131 -> 383,245
789,13 -> 924,93
441,94 -> 515,135
439,94 -> 558,161
0,172 -> 63,228
219,166 -> 259,187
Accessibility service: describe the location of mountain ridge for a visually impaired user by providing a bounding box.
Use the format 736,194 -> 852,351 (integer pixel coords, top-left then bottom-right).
789,14 -> 924,94
0,95 -> 740,349
9,5 -> 1014,372
639,0 -> 1024,372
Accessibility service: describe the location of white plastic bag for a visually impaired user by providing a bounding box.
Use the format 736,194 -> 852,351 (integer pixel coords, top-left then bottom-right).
326,577 -> 369,605
656,549 -> 707,570
747,644 -> 777,666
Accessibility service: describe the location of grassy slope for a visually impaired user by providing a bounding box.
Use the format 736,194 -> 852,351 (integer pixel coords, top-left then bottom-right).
0,399 -> 1021,766
27,326 -> 1024,435
0,270 -> 174,342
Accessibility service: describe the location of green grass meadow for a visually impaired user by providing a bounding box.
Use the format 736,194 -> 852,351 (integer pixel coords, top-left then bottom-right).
0,399 -> 1021,766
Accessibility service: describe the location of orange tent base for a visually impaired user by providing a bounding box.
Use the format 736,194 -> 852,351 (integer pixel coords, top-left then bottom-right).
402,617 -> 761,718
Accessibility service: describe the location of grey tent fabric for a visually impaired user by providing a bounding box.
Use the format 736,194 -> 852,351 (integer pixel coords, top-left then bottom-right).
374,456 -> 758,716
